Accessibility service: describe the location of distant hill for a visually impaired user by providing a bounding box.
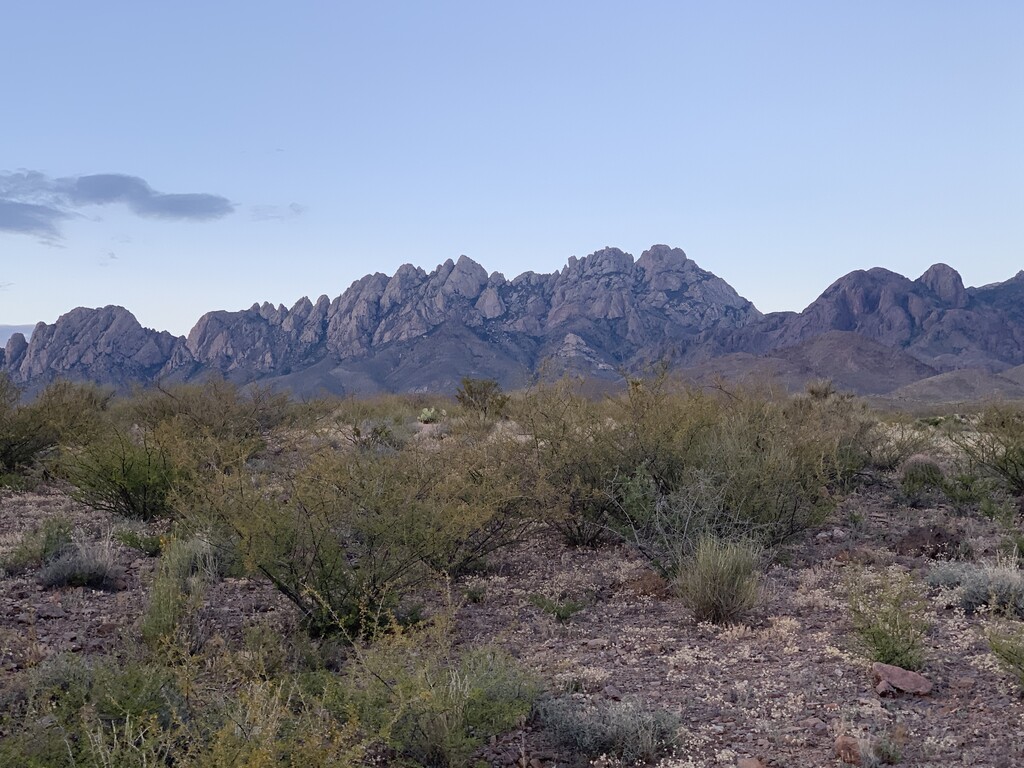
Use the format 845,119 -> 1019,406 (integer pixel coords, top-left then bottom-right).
0,325 -> 35,346
3,246 -> 1023,402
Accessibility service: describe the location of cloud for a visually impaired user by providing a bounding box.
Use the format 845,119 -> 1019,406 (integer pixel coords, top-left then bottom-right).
0,170 -> 234,240
0,199 -> 69,239
250,202 -> 307,222
66,174 -> 234,220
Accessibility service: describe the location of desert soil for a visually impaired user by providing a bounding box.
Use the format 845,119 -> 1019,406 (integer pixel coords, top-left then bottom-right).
2,480 -> 1023,767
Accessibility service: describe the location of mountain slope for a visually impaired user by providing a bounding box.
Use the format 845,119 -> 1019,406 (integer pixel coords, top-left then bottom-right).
3,247 -> 1022,400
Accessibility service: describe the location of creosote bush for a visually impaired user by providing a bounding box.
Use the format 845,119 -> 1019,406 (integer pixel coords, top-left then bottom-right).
208,435 -> 528,638
948,404 -> 1024,496
56,425 -> 178,520
455,377 -> 509,419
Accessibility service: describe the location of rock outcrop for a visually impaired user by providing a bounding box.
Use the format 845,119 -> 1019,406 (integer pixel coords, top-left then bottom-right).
2,246 -> 761,394
4,248 -> 1024,398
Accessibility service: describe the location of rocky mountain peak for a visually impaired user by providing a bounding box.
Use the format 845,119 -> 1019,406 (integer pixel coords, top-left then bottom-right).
917,263 -> 967,308
7,248 -> 1024,398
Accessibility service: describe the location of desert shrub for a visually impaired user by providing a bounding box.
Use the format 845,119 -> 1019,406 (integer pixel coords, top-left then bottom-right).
56,425 -> 178,520
528,593 -> 586,623
0,374 -> 58,479
948,405 -> 1024,495
515,376 -> 856,553
345,614 -> 537,767
510,378 -> 624,546
38,536 -> 124,590
940,470 -> 993,512
673,535 -> 762,624
0,377 -> 114,485
989,624 -> 1024,692
214,438 -> 525,638
30,379 -> 113,446
535,695 -> 680,764
114,526 -> 164,557
141,536 -> 218,651
848,568 -> 931,670
1,515 -> 73,573
455,377 -> 509,419
0,653 -> 183,767
900,454 -> 945,503
128,378 -> 290,445
861,415 -> 935,472
927,558 -> 1024,618
699,393 -> 845,544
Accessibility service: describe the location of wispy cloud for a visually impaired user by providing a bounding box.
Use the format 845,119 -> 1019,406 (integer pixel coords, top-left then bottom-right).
250,202 -> 307,222
0,170 -> 234,240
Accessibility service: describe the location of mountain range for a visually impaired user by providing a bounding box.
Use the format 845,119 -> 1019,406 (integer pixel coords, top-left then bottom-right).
4,245 -> 1024,402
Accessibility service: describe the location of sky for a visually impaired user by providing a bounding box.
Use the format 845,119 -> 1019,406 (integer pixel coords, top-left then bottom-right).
2,2 -> 1022,337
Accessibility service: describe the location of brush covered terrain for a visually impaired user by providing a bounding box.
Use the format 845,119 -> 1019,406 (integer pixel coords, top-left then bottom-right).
1,373 -> 1024,767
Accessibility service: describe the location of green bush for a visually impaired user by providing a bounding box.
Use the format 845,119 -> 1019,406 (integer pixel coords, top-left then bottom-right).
673,535 -> 762,624
535,695 -> 680,764
455,377 -> 509,419
214,438 -> 525,638
0,374 -> 58,479
141,536 -> 217,651
989,624 -> 1024,691
948,405 -> 1024,495
0,653 -> 182,767
848,569 -> 931,670
528,593 -> 585,623
114,526 -> 164,557
0,377 -> 113,484
1,516 -> 73,573
345,614 -> 537,767
56,425 -> 178,520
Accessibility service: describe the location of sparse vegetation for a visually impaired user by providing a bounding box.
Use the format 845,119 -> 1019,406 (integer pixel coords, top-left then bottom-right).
673,535 -> 762,624
928,557 -> 1024,618
2,515 -> 73,573
535,696 -> 680,764
2,376 -> 1024,765
38,536 -> 123,591
848,568 -> 931,670
989,624 -> 1024,691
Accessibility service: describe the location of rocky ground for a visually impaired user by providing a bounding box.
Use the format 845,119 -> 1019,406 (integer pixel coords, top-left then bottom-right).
2,479 -> 1024,767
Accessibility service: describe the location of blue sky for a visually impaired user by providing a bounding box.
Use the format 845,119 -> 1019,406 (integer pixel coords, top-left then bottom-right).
2,2 -> 1021,337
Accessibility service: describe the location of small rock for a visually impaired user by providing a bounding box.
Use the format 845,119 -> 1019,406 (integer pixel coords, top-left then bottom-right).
835,734 -> 863,765
603,684 -> 622,700
951,676 -> 976,691
37,604 -> 66,619
875,680 -> 897,697
871,662 -> 932,695
798,716 -> 829,734
737,759 -> 766,768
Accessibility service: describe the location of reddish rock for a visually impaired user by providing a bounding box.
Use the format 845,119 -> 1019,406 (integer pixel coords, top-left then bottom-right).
871,662 -> 932,695
737,759 -> 767,768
